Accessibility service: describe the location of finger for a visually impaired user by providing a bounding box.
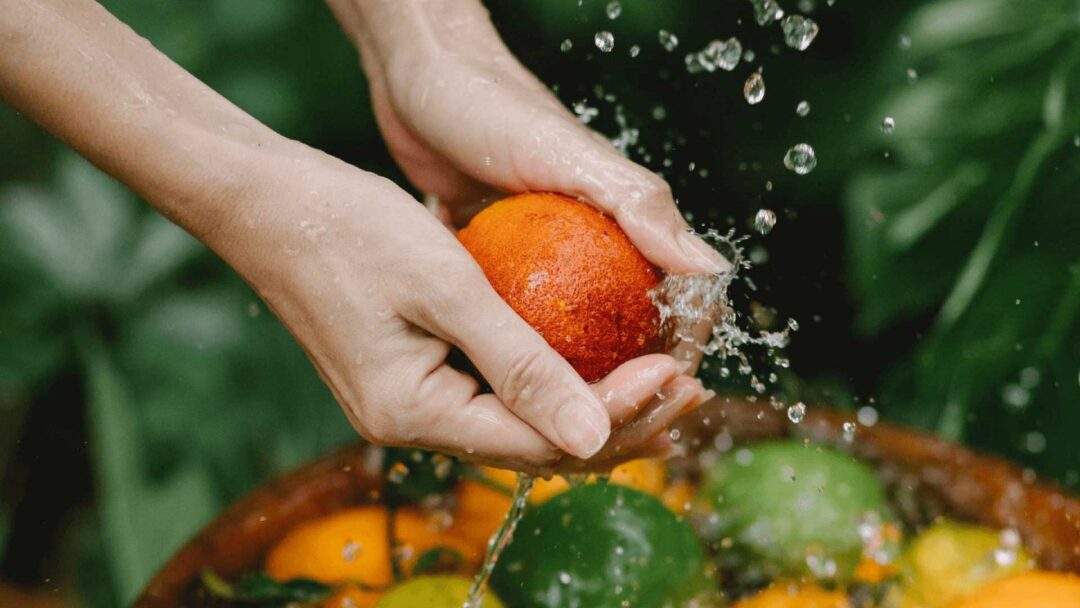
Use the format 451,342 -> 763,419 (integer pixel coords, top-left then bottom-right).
591,354 -> 682,427
427,282 -> 612,460
668,316 -> 713,375
408,362 -> 561,474
559,375 -> 712,471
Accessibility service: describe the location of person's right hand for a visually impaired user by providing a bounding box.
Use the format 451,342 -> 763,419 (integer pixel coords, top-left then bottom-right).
225,144 -> 712,474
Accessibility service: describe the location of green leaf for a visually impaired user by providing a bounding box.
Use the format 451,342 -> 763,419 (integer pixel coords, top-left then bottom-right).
382,448 -> 462,506
78,327 -> 218,603
201,570 -> 334,605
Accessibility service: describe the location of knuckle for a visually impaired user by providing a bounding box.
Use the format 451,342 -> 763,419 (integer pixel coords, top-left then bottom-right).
499,348 -> 552,411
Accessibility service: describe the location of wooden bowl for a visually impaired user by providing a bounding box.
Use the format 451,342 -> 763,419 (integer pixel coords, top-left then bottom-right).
134,397 -> 1080,607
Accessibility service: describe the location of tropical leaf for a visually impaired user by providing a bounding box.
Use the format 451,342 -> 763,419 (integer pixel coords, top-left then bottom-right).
843,0 -> 1080,467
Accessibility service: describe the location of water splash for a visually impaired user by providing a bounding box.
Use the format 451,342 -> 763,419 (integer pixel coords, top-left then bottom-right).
796,100 -> 811,116
658,29 -> 680,52
754,208 -> 777,234
881,116 -> 896,134
750,0 -> 785,26
781,15 -> 820,51
595,31 -> 615,52
744,71 -> 766,105
783,143 -> 817,174
464,473 -> 536,608
651,230 -> 795,395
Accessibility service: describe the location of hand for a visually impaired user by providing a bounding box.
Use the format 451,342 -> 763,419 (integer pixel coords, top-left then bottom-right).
227,148 -> 713,473
326,0 -> 729,370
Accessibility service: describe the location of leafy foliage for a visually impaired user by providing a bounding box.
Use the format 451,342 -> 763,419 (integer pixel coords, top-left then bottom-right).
843,0 -> 1080,474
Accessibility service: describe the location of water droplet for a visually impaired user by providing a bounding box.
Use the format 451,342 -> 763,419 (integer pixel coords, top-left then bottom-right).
798,0 -> 816,12
1002,384 -> 1031,410
750,0 -> 785,25
744,71 -> 765,104
1073,134 -> 1079,147
842,421 -> 857,443
787,402 -> 806,423
906,68 -> 919,82
652,105 -> 667,120
595,31 -> 615,52
432,454 -> 453,479
668,427 -> 682,441
781,15 -> 820,51
754,208 -> 777,234
573,99 -> 599,124
387,462 -> 409,484
560,39 -> 573,52
628,44 -> 640,57
1023,431 -> 1047,454
606,0 -> 622,19
783,143 -> 817,174
658,29 -> 679,51
743,48 -> 757,62
898,34 -> 912,50
796,100 -> 810,116
558,571 -> 572,584
857,406 -> 879,427
342,540 -> 361,562
787,318 -> 800,331
881,116 -> 896,134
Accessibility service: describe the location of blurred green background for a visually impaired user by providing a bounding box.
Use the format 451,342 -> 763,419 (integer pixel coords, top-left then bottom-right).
0,0 -> 1077,605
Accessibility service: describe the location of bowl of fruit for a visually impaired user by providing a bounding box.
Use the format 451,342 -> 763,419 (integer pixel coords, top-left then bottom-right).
134,395 -> 1080,608
136,194 -> 1080,607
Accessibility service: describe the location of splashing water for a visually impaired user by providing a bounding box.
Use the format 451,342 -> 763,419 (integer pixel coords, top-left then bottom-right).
881,116 -> 896,134
754,208 -> 777,234
606,0 -> 622,20
658,29 -> 680,52
651,230 -> 796,396
784,143 -> 817,174
744,71 -> 766,105
750,0 -> 785,25
464,473 -> 536,608
560,39 -> 573,52
781,15 -> 820,51
686,37 -> 743,73
595,31 -> 615,53
796,100 -> 811,116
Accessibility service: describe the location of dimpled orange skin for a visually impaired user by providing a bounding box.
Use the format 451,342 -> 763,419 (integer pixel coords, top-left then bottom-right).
457,192 -> 663,382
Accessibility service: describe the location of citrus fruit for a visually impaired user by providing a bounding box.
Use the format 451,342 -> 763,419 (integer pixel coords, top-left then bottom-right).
451,460 -> 670,560
322,585 -> 383,608
892,520 -> 1031,608
700,440 -> 892,582
457,192 -> 663,382
374,576 -> 504,608
949,571 -> 1080,608
490,484 -> 705,608
265,506 -> 474,592
732,583 -> 850,608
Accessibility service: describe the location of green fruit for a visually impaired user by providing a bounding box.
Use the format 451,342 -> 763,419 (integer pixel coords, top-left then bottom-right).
375,575 -> 504,608
700,440 -> 891,581
491,484 -> 707,608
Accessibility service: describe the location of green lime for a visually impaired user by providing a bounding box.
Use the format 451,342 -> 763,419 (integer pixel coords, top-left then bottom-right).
700,440 -> 891,581
375,575 -> 504,608
490,483 -> 707,608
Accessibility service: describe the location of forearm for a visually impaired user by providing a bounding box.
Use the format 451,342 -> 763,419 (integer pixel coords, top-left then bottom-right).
0,0 -> 287,245
325,0 -> 497,60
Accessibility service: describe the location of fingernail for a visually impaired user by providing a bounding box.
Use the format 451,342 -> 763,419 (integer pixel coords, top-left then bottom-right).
677,232 -> 732,275
556,403 -> 610,459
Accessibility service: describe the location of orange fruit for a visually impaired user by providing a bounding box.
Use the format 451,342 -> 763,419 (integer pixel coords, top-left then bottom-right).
949,571 -> 1080,608
733,583 -> 850,608
322,585 -> 383,608
457,192 -> 663,382
660,480 -> 697,515
265,505 -> 475,600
